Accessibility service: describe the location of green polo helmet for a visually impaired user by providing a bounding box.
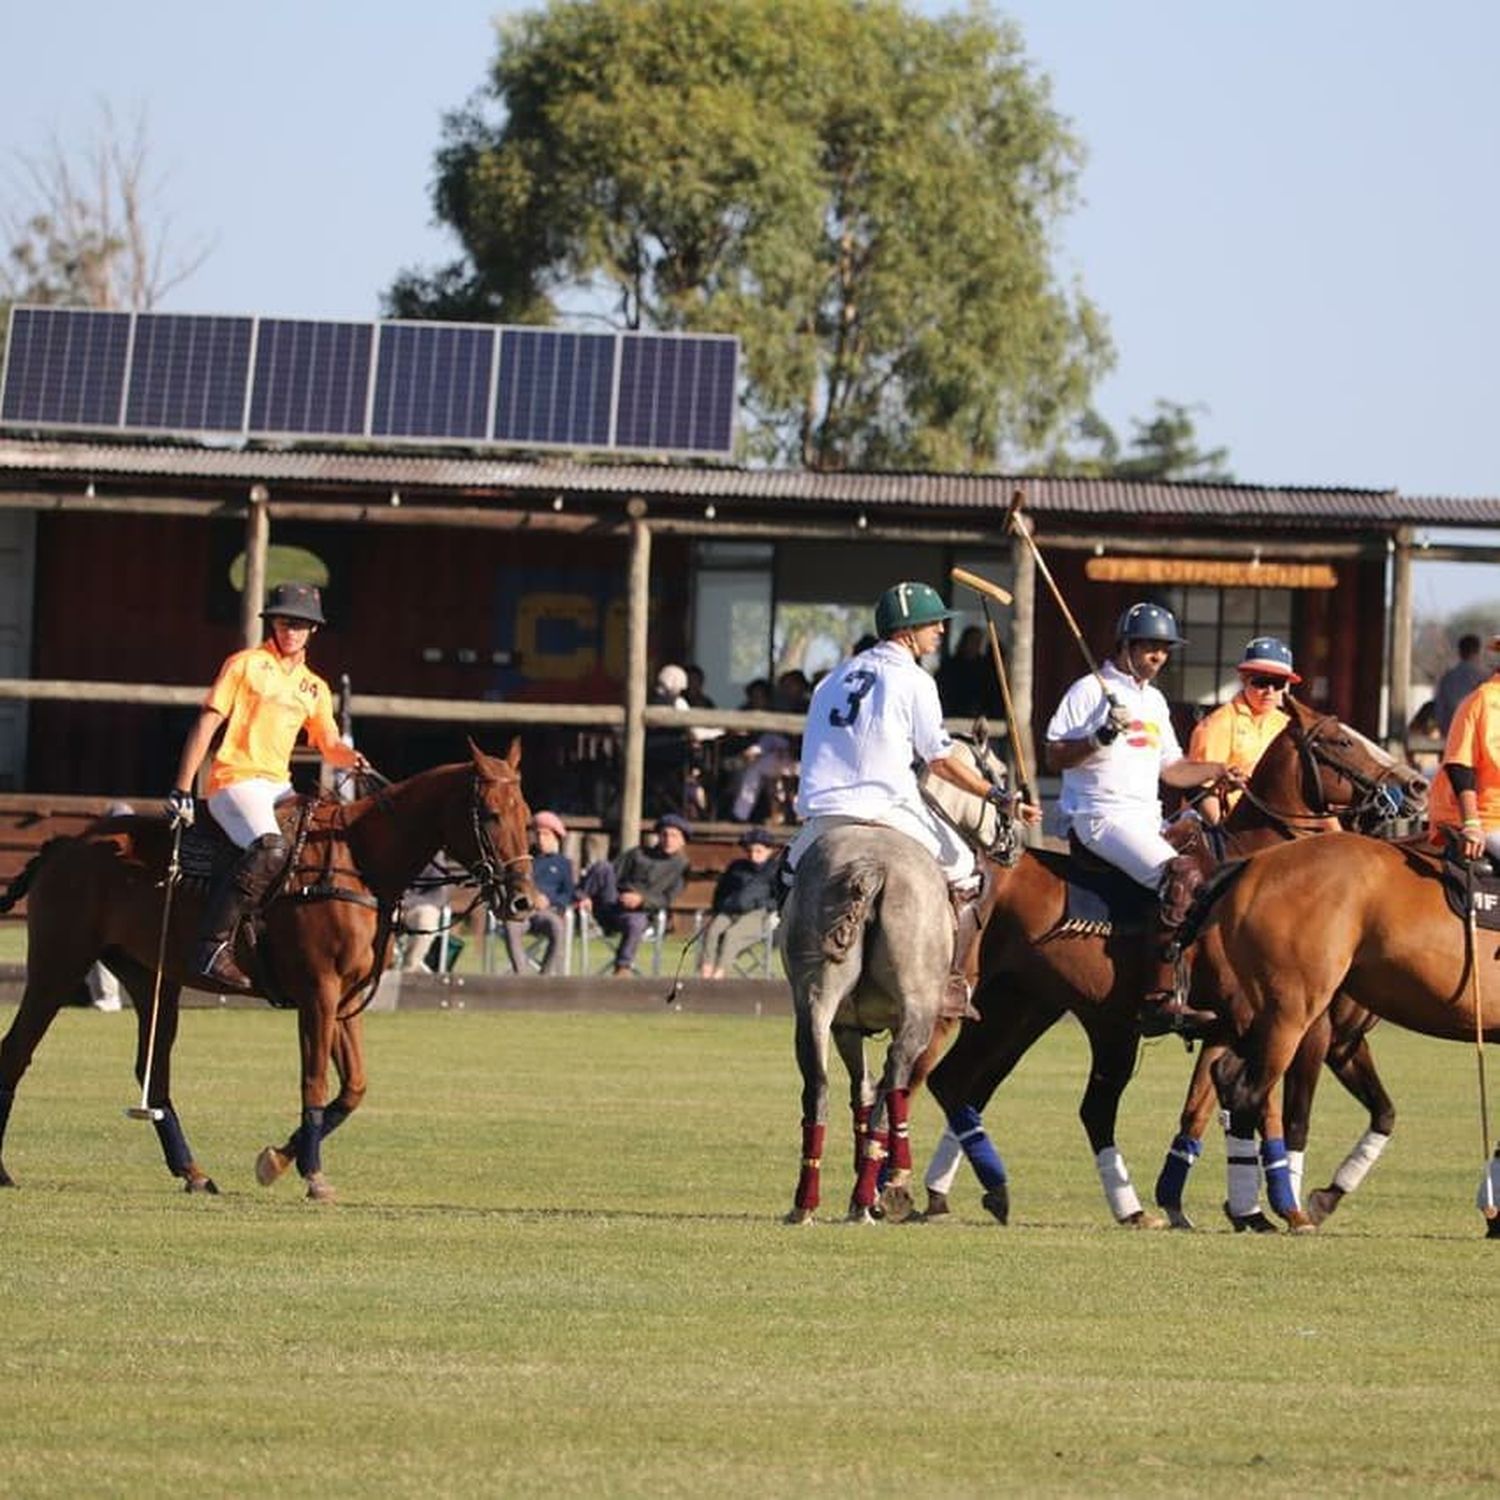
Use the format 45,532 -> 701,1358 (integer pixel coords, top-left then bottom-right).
875,581 -> 953,639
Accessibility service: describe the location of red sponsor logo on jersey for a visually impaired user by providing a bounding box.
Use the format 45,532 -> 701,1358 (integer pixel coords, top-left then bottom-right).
1125,719 -> 1160,750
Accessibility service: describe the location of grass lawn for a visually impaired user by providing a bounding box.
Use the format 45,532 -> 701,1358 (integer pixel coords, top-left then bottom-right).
0,1005 -> 1496,1497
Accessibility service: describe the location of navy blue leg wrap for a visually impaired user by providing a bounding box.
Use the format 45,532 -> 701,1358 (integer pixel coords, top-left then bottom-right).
1261,1136 -> 1296,1217
1154,1131 -> 1203,1209
295,1107 -> 325,1178
949,1105 -> 1008,1191
152,1107 -> 194,1177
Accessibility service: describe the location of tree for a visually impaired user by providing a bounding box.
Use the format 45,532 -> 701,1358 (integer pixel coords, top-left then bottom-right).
1,103 -> 212,316
389,0 -> 1111,470
1048,399 -> 1233,482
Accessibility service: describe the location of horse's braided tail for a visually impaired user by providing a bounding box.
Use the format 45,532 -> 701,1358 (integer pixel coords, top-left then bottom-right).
0,840 -> 65,914
819,858 -> 884,962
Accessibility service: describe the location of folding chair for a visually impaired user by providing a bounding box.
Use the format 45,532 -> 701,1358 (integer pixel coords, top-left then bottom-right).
577,905 -> 668,975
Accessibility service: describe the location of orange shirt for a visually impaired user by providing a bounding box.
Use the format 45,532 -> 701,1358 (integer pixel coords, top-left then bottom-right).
204,642 -> 346,794
1429,677 -> 1500,831
1187,693 -> 1289,810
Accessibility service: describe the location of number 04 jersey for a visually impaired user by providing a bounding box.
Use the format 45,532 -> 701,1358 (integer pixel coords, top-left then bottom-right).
796,641 -> 955,821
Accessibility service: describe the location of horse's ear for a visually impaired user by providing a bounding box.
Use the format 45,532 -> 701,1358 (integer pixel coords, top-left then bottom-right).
506,736 -> 522,769
466,735 -> 487,767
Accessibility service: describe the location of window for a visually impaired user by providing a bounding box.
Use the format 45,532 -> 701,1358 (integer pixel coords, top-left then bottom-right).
1155,587 -> 1294,706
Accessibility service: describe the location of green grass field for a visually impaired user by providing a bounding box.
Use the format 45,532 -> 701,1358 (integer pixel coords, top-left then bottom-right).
1,1004 -> 1496,1497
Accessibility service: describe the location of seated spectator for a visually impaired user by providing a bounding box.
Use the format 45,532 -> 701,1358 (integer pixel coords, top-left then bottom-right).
698,827 -> 781,980
645,663 -> 696,816
578,813 -> 692,975
684,664 -> 716,708
936,625 -> 1000,718
502,809 -> 576,975
402,856 -> 463,973
731,669 -> 810,822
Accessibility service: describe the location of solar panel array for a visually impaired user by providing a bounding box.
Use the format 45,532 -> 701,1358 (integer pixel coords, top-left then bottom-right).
0,305 -> 739,457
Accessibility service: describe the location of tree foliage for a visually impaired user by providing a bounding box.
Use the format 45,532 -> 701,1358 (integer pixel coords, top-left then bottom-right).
1050,400 -> 1233,482
389,0 -> 1111,469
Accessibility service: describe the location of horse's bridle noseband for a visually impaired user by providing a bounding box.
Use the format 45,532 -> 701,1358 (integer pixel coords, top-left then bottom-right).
468,771 -> 534,918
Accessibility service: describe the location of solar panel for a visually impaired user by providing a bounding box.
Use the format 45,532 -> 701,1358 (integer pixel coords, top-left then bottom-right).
248,319 -> 374,437
125,313 -> 253,432
372,322 -> 494,440
494,328 -> 615,448
614,334 -> 738,455
1,306 -> 132,428
1,306 -> 738,456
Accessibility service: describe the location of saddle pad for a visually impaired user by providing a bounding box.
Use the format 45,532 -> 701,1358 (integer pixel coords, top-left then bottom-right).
177,820 -> 237,885
1035,849 -> 1153,938
1440,856 -> 1500,932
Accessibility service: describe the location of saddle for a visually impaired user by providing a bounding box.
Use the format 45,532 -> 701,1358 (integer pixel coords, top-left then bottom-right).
175,796 -> 308,889
1437,833 -> 1500,932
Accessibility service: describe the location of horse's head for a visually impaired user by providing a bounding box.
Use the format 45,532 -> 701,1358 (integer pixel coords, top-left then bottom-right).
921,722 -> 1023,866
454,737 -> 538,921
1270,697 -> 1428,834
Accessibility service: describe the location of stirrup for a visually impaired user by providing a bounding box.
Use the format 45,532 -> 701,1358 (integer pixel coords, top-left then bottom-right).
1138,993 -> 1216,1038
196,939 -> 253,993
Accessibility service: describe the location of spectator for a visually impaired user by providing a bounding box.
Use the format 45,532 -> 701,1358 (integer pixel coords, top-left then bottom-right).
645,663 -> 696,815
578,813 -> 692,975
402,857 -> 463,973
698,827 -> 781,979
86,800 -> 134,1010
684,664 -> 716,708
1433,634 -> 1488,736
936,624 -> 999,718
502,810 -> 575,975
1430,632 -> 1500,864
730,670 -> 811,821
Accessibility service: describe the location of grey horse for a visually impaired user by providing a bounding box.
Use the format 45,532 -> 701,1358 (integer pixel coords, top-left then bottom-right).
782,734 -> 1013,1224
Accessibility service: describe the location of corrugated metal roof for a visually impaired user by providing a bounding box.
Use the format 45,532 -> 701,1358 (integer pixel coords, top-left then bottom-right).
0,435 -> 1494,527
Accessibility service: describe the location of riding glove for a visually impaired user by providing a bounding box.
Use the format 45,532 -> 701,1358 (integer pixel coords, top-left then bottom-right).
167,788 -> 195,828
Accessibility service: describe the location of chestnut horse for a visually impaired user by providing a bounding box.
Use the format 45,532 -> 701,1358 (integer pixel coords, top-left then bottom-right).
0,739 -> 535,1200
1197,831 -> 1500,1235
918,699 -> 1427,1227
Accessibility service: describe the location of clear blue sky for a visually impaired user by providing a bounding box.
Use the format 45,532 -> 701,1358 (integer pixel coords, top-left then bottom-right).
3,1 -> 1497,615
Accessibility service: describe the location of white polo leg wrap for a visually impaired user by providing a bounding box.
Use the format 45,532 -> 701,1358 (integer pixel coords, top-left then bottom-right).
1287,1148 -> 1305,1207
1331,1129 -> 1391,1195
924,1128 -> 965,1195
1475,1149 -> 1500,1215
1096,1146 -> 1142,1221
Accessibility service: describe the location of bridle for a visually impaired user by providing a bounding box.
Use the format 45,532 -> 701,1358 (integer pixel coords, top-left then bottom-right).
467,767 -> 534,919
1232,707 -> 1422,836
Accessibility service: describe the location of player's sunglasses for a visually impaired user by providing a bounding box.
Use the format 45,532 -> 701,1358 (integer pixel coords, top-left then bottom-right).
1244,675 -> 1288,691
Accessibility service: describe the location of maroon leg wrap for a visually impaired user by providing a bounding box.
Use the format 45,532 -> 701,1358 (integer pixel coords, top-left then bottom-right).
886,1089 -> 912,1174
793,1121 -> 826,1214
854,1123 -> 888,1209
851,1103 -> 872,1181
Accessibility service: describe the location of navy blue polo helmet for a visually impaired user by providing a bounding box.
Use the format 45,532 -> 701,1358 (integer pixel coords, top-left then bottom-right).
1115,601 -> 1185,648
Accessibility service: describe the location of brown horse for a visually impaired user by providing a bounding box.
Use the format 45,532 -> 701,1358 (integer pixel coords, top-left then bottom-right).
0,739 -> 536,1200
1197,831 -> 1500,1235
918,698 -> 1427,1227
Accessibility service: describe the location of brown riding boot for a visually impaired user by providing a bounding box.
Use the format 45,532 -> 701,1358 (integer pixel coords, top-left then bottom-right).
194,832 -> 289,993
1138,852 -> 1217,1038
942,875 -> 989,1022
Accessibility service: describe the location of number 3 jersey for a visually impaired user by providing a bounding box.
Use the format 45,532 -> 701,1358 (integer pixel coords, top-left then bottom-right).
795,641 -> 955,821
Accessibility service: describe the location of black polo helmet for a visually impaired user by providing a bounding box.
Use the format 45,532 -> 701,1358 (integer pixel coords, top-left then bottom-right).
1115,600 -> 1185,648
261,582 -> 326,626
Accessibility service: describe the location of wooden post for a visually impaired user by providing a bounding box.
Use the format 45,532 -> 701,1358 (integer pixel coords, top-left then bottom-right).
240,484 -> 269,648
1388,526 -> 1414,751
1009,513 -> 1038,829
619,504 -> 651,849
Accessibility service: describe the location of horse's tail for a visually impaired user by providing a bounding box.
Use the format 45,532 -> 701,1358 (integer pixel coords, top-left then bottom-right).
819,856 -> 886,963
0,837 -> 71,914
1176,857 -> 1252,950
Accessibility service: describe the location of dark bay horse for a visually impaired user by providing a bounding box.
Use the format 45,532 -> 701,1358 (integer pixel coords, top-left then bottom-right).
1196,831 -> 1500,1235
919,699 -> 1427,1228
0,739 -> 535,1200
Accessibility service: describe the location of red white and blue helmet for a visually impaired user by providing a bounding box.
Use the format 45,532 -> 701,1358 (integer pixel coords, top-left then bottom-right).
1115,601 -> 1186,648
1238,636 -> 1301,684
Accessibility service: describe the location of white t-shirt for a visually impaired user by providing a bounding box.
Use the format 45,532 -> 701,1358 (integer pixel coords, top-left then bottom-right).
796,642 -> 954,820
1047,659 -> 1182,823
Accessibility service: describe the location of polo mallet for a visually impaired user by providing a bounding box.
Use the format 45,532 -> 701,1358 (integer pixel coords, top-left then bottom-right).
1004,488 -> 1124,711
127,818 -> 184,1123
1465,863 -> 1498,1219
949,567 -> 1033,807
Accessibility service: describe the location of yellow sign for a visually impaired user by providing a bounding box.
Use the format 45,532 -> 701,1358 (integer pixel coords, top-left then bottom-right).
1084,557 -> 1337,589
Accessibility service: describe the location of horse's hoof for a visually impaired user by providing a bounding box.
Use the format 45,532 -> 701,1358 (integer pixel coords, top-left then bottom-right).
783,1207 -> 816,1226
1222,1201 -> 1278,1234
879,1181 -> 915,1224
1486,1215 -> 1500,1240
1285,1209 -> 1317,1234
1163,1206 -> 1196,1231
846,1204 -> 878,1225
980,1186 -> 1010,1225
304,1174 -> 336,1204
1306,1186 -> 1342,1225
924,1190 -> 952,1219
182,1173 -> 220,1196
0,1171 -> 16,1189
1120,1209 -> 1167,1230
255,1146 -> 293,1187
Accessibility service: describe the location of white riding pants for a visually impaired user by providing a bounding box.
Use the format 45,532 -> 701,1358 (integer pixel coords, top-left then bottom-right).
788,799 -> 975,884
1070,811 -> 1176,891
208,778 -> 291,849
